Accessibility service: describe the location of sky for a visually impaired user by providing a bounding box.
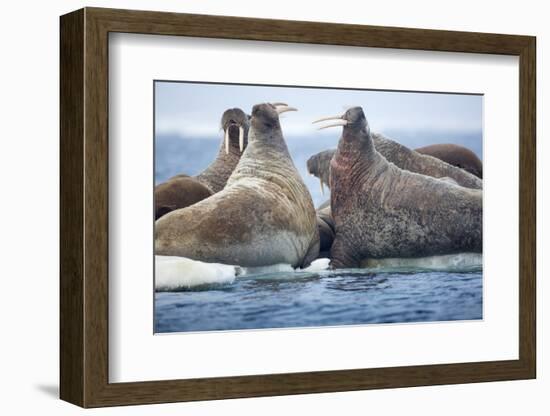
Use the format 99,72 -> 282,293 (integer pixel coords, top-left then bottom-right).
155,81 -> 483,139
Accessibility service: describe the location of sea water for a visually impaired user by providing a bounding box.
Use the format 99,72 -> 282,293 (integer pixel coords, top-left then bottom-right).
154,255 -> 482,333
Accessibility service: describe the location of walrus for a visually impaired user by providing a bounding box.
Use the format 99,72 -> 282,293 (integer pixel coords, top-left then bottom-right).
155,103 -> 320,268
317,206 -> 335,257
154,108 -> 250,219
306,137 -> 482,191
314,107 -> 482,269
306,136 -> 479,257
154,175 -> 213,219
415,143 -> 482,178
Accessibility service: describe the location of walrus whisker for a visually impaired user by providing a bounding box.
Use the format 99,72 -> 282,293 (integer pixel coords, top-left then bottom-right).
317,120 -> 348,130
275,106 -> 298,114
238,126 -> 244,152
312,115 -> 344,124
224,128 -> 229,154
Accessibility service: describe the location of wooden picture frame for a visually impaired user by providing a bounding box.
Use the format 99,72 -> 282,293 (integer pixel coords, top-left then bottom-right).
60,7 -> 536,408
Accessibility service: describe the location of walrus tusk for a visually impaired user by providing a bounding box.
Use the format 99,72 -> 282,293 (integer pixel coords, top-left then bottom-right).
312,115 -> 345,124
320,179 -> 325,195
317,120 -> 348,130
224,128 -> 229,154
271,102 -> 288,107
238,126 -> 244,152
275,105 -> 298,114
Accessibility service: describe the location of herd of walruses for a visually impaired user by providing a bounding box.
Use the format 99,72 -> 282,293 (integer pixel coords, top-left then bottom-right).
155,103 -> 482,269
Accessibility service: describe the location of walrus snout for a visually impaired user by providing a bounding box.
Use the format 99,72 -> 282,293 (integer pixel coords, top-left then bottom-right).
306,150 -> 333,192
221,108 -> 248,127
306,154 -> 327,195
221,108 -> 250,153
226,123 -> 240,135
313,107 -> 371,148
306,155 -> 318,176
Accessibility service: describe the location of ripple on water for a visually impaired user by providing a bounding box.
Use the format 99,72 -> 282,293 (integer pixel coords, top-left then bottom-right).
155,268 -> 482,333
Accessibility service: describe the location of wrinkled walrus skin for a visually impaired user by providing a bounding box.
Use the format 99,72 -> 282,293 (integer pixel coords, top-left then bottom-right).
154,108 -> 250,219
307,134 -> 482,191
327,107 -> 482,269
306,135 -> 481,257
155,103 -> 320,268
415,143 -> 483,179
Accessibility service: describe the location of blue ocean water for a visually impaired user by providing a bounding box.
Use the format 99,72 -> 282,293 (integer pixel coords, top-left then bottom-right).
155,267 -> 482,333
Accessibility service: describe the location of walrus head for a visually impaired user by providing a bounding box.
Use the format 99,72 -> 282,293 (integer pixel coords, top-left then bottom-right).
249,103 -> 297,137
312,106 -> 380,196
313,106 -> 373,159
306,149 -> 335,194
220,108 -> 250,154
314,107 -> 370,135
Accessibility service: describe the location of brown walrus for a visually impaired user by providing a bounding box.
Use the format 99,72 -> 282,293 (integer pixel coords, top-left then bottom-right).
415,143 -> 482,178
154,108 -> 250,219
154,175 -> 212,220
315,107 -> 482,269
155,103 -> 320,268
306,134 -> 481,256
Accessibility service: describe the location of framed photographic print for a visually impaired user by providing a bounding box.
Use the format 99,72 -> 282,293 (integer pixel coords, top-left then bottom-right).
60,7 -> 536,408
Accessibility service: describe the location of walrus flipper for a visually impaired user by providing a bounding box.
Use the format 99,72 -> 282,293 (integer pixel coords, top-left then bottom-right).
329,237 -> 361,269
